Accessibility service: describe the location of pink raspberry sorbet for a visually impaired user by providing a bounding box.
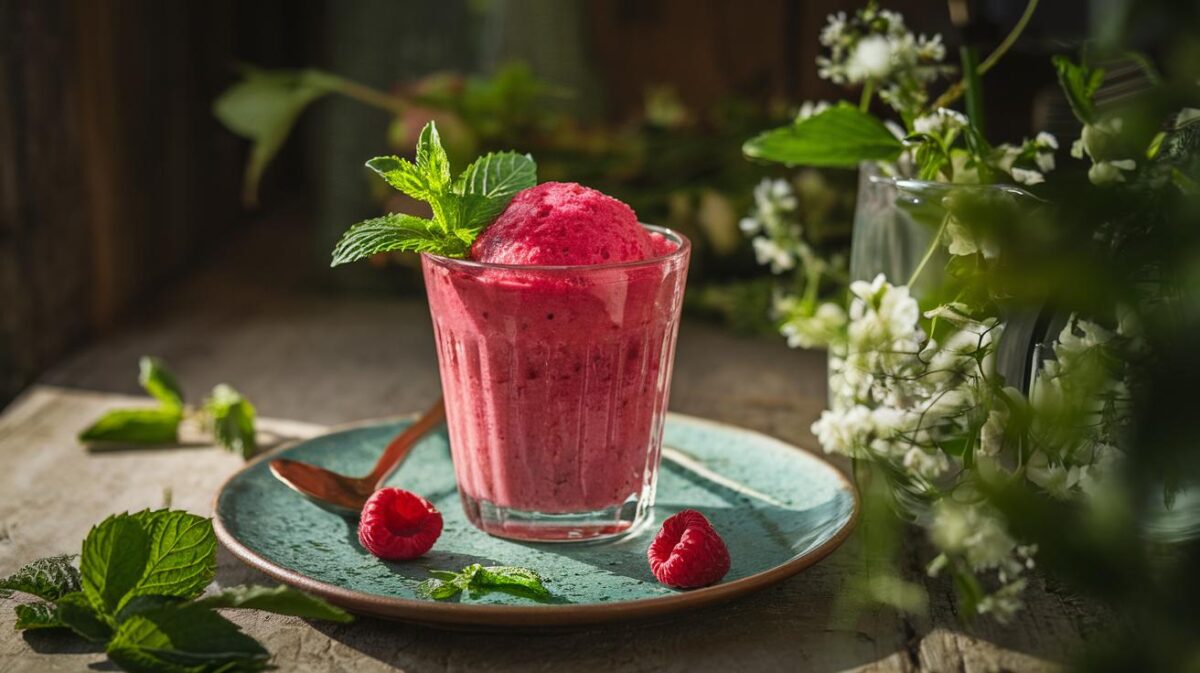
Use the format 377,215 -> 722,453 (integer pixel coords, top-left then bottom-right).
471,182 -> 660,265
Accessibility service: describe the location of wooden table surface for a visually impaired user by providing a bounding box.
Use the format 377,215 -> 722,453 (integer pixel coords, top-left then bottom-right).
0,223 -> 1097,672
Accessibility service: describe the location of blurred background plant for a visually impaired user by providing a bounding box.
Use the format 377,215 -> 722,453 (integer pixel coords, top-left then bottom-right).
214,60 -> 787,331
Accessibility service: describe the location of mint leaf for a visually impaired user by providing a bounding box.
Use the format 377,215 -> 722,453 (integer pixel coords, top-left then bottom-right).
79,408 -> 182,445
81,510 -> 216,618
331,213 -> 458,266
455,151 -> 537,233
473,566 -> 551,601
417,564 -> 551,602
416,121 -> 452,195
365,155 -> 440,202
194,585 -> 353,623
214,67 -> 338,206
107,603 -> 269,673
56,592 -> 114,642
81,514 -> 153,616
204,384 -> 258,459
138,356 -> 184,411
123,510 -> 216,607
1053,56 -> 1105,125
743,102 -> 904,167
14,602 -> 65,631
0,554 -> 80,600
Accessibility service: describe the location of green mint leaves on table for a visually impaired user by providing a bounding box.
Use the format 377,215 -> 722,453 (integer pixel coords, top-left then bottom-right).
330,120 -> 537,265
79,356 -> 258,459
2,508 -> 352,672
416,564 -> 552,602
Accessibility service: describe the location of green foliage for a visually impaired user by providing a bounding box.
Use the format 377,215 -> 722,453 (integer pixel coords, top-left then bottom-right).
204,384 -> 258,459
1053,55 -> 1105,124
81,510 -> 216,616
0,554 -> 80,601
139,357 -> 184,412
416,564 -> 552,602
79,409 -> 182,445
14,602 -> 65,631
79,358 -> 259,460
194,584 -> 353,623
80,357 -> 186,445
331,121 -> 537,264
55,592 -> 115,642
213,67 -> 339,206
5,509 -> 351,672
107,603 -> 270,673
743,103 -> 905,167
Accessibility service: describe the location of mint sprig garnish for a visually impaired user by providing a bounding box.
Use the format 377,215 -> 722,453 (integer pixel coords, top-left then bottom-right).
330,120 -> 537,265
416,563 -> 552,602
79,357 -> 259,459
3,508 -> 351,672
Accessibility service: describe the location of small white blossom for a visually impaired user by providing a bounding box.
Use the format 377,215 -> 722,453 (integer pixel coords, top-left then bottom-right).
796,100 -> 832,121
752,237 -> 796,273
780,302 -> 848,349
846,35 -> 894,81
811,405 -> 873,457
1035,131 -> 1059,150
903,446 -> 950,479
930,501 -> 1017,572
1026,451 -> 1082,498
1088,159 -> 1137,185
1011,167 -> 1044,185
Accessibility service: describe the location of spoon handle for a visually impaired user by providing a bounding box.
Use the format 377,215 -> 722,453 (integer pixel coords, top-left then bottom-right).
367,397 -> 447,488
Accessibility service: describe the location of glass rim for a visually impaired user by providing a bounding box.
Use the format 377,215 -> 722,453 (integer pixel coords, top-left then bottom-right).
867,174 -> 1047,202
421,223 -> 691,272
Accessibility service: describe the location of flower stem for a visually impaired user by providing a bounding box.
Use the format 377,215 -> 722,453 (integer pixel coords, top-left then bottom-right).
859,79 -> 876,112
927,0 -> 1040,112
907,212 -> 951,287
321,74 -> 408,114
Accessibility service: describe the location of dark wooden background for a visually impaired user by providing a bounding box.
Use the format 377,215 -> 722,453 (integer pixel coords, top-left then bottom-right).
0,0 -> 1077,408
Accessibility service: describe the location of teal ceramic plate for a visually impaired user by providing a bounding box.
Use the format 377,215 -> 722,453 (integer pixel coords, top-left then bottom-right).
214,414 -> 857,628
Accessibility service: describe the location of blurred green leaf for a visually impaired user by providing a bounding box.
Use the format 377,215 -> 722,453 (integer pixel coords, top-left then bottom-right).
743,103 -> 904,167
138,356 -> 184,411
204,384 -> 257,459
1053,55 -> 1105,124
213,67 -> 338,206
79,408 -> 182,446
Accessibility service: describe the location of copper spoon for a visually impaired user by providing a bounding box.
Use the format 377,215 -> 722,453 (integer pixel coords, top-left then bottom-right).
269,397 -> 446,516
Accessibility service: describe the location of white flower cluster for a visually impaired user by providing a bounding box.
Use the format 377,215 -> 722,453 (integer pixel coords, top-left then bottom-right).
817,6 -> 950,116
815,276 -> 999,481
995,132 -> 1060,186
927,501 -> 1036,623
1024,316 -> 1130,498
812,275 -> 1049,617
741,179 -> 802,273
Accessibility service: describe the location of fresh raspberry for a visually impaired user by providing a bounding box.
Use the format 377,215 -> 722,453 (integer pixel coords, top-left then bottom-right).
358,488 -> 443,560
647,509 -> 731,589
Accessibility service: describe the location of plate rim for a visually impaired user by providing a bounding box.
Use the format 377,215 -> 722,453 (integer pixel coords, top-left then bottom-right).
213,412 -> 859,627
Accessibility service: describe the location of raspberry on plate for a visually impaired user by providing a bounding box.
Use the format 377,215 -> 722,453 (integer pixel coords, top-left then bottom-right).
358,488 -> 444,560
647,509 -> 731,589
